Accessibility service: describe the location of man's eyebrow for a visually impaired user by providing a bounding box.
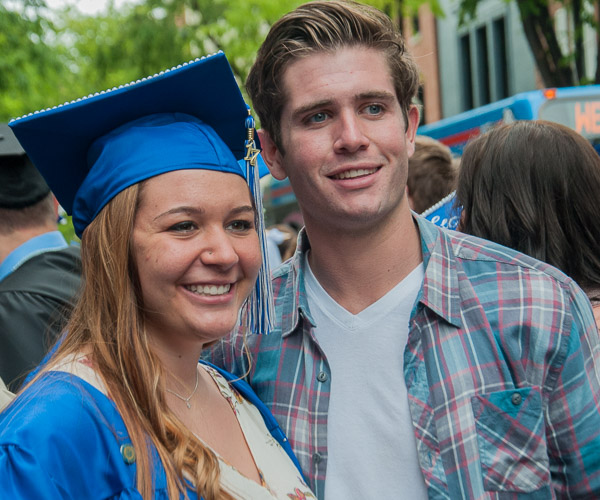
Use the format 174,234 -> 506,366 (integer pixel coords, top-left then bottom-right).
356,90 -> 396,102
291,91 -> 397,121
291,99 -> 334,121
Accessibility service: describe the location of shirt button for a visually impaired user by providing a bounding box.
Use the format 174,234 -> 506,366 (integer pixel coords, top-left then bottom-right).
313,452 -> 323,464
511,393 -> 522,406
317,371 -> 328,383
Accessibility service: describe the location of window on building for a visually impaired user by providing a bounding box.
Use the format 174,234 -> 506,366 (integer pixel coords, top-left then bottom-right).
412,14 -> 420,35
460,34 -> 473,110
492,17 -> 508,99
416,84 -> 425,125
476,26 -> 490,105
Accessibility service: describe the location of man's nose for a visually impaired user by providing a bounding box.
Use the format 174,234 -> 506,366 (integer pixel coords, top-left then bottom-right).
333,111 -> 370,153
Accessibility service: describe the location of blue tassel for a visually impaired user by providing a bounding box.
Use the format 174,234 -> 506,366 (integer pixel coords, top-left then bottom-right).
243,110 -> 274,335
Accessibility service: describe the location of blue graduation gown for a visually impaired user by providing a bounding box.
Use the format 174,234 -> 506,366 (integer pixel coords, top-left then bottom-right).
0,362 -> 301,498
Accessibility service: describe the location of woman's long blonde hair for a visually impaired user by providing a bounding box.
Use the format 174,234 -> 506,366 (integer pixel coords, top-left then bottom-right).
47,182 -> 233,499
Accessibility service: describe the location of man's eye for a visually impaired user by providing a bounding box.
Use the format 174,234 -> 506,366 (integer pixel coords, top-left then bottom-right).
169,221 -> 196,232
365,104 -> 383,115
227,220 -> 254,232
309,112 -> 328,123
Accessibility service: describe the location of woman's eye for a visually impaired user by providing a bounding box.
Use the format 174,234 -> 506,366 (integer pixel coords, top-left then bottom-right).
169,221 -> 196,232
227,220 -> 254,232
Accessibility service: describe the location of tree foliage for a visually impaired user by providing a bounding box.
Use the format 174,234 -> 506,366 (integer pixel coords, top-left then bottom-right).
0,0 -> 75,121
0,0 -> 435,238
459,0 -> 600,87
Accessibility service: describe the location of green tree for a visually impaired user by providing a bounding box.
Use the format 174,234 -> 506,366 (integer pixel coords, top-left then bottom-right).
459,0 -> 600,87
0,1 -> 74,121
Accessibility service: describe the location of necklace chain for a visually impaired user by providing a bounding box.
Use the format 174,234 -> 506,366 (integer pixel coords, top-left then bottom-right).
166,367 -> 199,409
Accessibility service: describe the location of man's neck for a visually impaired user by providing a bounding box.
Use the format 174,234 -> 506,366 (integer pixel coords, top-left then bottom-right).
0,226 -> 56,264
303,208 -> 422,315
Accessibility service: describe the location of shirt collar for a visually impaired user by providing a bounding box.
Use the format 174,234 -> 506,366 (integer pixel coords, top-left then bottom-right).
284,216 -> 464,335
278,227 -> 315,338
0,231 -> 68,283
415,215 -> 463,328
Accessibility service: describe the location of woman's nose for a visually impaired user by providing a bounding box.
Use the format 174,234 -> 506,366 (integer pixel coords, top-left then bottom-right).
200,230 -> 239,268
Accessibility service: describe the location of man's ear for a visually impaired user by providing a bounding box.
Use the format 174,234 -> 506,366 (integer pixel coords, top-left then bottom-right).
52,195 -> 60,219
405,105 -> 420,158
258,129 -> 287,180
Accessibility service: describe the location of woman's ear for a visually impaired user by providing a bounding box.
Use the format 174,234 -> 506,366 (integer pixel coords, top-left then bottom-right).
258,129 -> 287,180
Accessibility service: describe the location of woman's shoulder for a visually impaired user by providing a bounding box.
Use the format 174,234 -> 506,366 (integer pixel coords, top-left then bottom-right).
0,371 -> 140,498
0,370 -> 123,448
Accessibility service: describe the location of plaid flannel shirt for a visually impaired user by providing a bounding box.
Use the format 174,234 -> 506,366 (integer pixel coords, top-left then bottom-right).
208,216 -> 600,499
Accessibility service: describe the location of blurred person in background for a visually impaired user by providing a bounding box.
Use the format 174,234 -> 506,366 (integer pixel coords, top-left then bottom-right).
456,120 -> 600,328
266,224 -> 298,265
407,135 -> 458,214
0,123 -> 81,391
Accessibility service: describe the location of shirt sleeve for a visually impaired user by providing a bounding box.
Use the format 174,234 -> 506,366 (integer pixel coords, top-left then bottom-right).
546,283 -> 600,496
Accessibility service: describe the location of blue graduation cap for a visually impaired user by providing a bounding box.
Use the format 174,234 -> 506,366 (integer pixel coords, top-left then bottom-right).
9,52 -> 273,334
421,191 -> 462,230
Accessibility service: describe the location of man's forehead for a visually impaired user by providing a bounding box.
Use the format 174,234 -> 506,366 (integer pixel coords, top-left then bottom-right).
279,47 -> 397,109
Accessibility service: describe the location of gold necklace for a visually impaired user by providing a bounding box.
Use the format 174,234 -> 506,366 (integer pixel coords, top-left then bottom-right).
166,368 -> 199,409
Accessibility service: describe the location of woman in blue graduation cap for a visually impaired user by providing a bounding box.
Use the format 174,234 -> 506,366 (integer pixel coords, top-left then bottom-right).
0,54 -> 314,500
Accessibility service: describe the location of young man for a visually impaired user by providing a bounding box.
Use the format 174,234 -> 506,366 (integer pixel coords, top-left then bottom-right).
208,2 -> 600,498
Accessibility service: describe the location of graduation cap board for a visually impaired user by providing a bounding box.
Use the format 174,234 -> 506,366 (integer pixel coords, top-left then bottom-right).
421,191 -> 462,230
9,52 -> 256,222
9,51 -> 273,334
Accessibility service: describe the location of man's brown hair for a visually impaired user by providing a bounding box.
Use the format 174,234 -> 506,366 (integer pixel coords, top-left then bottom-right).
407,135 -> 458,214
246,0 -> 420,151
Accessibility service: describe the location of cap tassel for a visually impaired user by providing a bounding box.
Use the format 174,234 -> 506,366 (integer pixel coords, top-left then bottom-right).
243,110 -> 274,335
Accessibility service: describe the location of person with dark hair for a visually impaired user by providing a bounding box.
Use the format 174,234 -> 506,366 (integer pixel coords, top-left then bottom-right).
456,120 -> 600,327
208,1 -> 600,498
407,135 -> 458,214
0,123 -> 81,391
0,54 -> 314,500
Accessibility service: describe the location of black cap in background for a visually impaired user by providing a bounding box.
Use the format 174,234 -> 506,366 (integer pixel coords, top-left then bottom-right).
0,123 -> 50,209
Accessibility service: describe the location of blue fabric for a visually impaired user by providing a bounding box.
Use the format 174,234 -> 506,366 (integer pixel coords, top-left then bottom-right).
0,231 -> 67,282
0,363 -> 302,498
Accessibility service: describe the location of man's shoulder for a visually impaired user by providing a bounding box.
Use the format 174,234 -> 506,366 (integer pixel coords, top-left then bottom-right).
0,245 -> 82,298
426,220 -> 572,286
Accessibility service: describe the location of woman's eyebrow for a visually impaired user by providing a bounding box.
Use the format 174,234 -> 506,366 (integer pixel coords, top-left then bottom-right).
153,206 -> 204,221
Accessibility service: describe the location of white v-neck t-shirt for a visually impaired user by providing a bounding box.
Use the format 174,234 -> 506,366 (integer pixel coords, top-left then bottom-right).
304,255 -> 428,499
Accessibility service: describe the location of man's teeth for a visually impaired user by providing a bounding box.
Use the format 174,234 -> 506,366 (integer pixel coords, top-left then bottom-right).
186,284 -> 231,296
333,168 -> 377,179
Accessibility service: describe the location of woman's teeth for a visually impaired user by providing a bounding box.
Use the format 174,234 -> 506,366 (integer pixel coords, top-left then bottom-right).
186,284 -> 231,295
